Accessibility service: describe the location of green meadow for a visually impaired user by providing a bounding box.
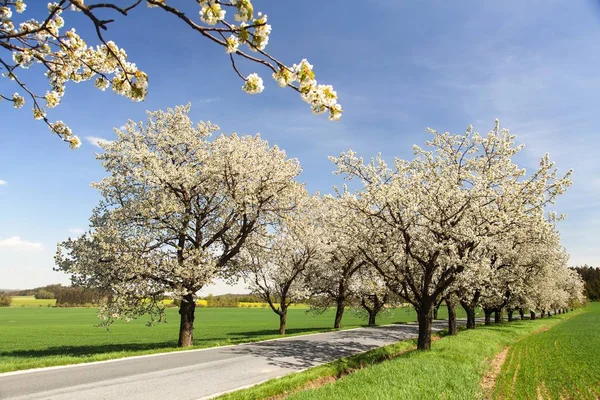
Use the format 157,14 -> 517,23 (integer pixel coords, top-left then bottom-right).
0,305 -> 467,373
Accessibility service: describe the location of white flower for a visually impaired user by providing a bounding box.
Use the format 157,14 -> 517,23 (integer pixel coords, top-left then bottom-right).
33,108 -> 46,120
0,6 -> 12,19
200,3 -> 225,25
329,104 -> 343,121
225,35 -> 239,54
272,67 -> 295,87
94,76 -> 110,91
234,0 -> 253,22
45,90 -> 61,108
68,135 -> 81,149
242,73 -> 264,94
12,93 -> 24,108
15,1 -> 27,13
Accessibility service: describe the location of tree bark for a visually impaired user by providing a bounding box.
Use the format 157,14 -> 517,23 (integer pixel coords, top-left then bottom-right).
484,308 -> 493,325
279,307 -> 288,335
446,297 -> 457,335
334,299 -> 345,329
508,309 -> 514,322
416,302 -> 433,350
178,293 -> 196,347
530,311 -> 536,320
361,294 -> 386,327
519,308 -> 525,320
541,310 -> 546,318
494,309 -> 502,323
461,301 -> 476,329
368,310 -> 377,326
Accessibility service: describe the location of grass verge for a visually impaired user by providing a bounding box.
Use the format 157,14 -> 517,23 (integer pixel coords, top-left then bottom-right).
216,338 -> 418,400
493,303 -> 600,399
216,310 -> 582,400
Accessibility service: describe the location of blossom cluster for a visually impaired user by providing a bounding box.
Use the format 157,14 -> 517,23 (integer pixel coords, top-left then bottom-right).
2,0 -> 342,149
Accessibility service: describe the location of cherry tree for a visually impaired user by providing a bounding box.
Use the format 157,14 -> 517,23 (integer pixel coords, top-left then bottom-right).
330,121 -> 572,350
1,0 -> 342,148
237,194 -> 326,335
305,195 -> 367,329
55,104 -> 302,347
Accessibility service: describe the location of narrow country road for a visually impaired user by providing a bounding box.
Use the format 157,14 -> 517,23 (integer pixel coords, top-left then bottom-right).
0,320 -> 463,400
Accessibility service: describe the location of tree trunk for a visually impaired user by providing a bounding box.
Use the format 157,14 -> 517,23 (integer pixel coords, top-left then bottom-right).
279,307 -> 288,335
433,306 -> 439,320
541,310 -> 546,318
334,299 -> 345,329
368,310 -> 377,326
416,302 -> 433,350
507,309 -> 514,322
530,311 -> 536,320
519,308 -> 525,320
361,294 -> 385,327
178,293 -> 196,347
494,309 -> 502,323
446,297 -> 457,335
484,308 -> 493,325
461,301 -> 476,329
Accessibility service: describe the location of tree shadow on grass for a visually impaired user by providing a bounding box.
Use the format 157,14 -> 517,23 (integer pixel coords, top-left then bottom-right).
0,333 -> 238,359
0,342 -> 179,358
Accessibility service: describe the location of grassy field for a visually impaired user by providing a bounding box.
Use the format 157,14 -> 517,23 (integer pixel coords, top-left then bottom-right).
10,296 -> 56,307
218,310 -> 582,400
0,305 -> 468,372
493,303 -> 600,399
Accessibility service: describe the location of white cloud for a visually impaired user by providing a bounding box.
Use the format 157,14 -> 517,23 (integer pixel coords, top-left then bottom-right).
85,136 -> 113,148
0,236 -> 43,251
68,228 -> 85,235
118,125 -> 126,130
0,180 -> 6,186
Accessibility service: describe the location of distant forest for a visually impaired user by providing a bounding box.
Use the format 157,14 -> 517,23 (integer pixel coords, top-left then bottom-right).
573,265 -> 600,301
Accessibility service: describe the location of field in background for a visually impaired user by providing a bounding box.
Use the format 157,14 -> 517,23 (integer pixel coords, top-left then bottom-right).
10,296 -> 56,307
493,302 -> 600,399
0,305 -> 471,373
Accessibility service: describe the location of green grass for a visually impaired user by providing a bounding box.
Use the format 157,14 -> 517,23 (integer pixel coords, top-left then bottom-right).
493,303 -> 600,399
219,310 -> 581,400
0,305 -> 468,373
218,339 -> 419,400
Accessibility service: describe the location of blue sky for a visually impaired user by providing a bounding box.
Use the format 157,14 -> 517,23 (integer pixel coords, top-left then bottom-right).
1,0 -> 599,292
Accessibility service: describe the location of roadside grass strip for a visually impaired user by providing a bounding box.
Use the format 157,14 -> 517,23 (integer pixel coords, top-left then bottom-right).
217,310 -> 581,400
493,303 -> 600,400
215,339 -> 418,400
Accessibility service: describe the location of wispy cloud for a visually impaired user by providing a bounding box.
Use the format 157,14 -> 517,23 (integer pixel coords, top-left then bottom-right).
0,179 -> 7,186
0,236 -> 43,251
68,228 -> 85,235
85,136 -> 113,148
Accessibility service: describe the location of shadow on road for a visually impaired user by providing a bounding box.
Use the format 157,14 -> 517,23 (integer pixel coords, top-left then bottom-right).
228,338 -> 375,369
227,323 -> 437,369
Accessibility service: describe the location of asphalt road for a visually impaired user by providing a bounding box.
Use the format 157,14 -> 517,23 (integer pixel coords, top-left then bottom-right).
0,320 -> 460,400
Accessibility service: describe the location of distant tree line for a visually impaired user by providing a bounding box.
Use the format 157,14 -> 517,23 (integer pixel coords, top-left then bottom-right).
573,265 -> 600,301
3,284 -> 104,307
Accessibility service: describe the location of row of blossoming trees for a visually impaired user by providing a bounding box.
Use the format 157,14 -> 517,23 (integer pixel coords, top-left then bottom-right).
56,106 -> 585,350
